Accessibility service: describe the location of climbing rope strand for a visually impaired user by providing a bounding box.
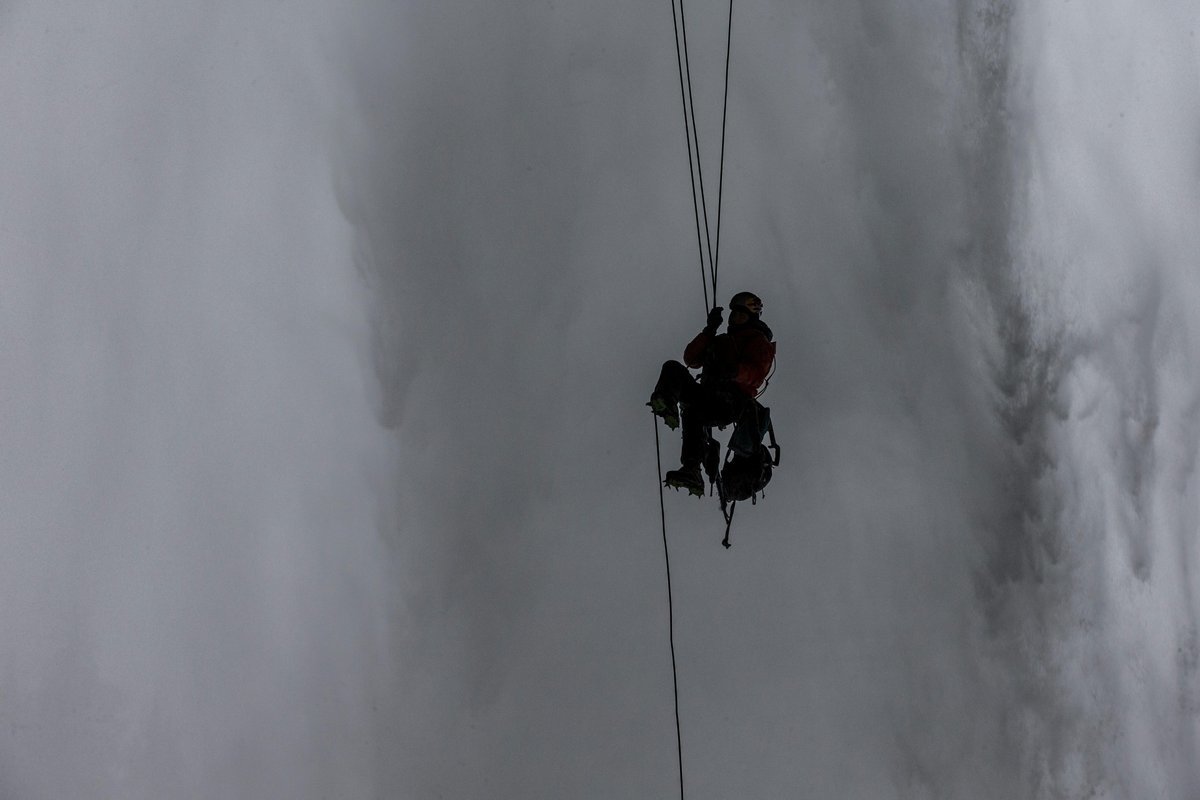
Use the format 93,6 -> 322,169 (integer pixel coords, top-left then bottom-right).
669,0 -> 710,314
712,0 -> 733,296
669,0 -> 734,311
677,0 -> 717,289
653,417 -> 686,800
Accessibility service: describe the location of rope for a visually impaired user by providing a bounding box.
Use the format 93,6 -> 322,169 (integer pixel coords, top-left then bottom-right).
653,416 -> 686,800
668,0 -> 735,311
669,0 -> 710,313
713,0 -> 733,292
679,0 -> 716,293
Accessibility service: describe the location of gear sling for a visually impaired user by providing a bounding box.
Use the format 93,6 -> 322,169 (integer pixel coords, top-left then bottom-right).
710,397 -> 781,548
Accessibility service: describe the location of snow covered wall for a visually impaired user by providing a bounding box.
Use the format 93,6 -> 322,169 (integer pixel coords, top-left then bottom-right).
2,0 -> 1199,798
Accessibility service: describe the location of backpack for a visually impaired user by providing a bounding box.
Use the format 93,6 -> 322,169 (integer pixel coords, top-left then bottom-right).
720,402 -> 780,503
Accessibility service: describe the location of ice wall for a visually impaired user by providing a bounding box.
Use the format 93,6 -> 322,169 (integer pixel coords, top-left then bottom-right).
2,0 -> 1198,797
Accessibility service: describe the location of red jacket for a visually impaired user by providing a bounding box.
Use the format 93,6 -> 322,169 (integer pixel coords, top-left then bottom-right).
684,320 -> 776,397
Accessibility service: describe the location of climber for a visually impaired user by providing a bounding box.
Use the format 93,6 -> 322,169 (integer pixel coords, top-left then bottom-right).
649,291 -> 775,495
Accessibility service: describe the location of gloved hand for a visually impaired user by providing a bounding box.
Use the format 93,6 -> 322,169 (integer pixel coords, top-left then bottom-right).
703,306 -> 724,335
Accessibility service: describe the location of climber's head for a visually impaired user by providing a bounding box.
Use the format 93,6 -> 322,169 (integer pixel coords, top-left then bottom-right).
729,291 -> 763,325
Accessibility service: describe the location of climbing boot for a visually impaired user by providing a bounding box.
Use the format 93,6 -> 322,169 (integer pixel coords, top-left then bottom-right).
664,464 -> 704,496
648,394 -> 679,430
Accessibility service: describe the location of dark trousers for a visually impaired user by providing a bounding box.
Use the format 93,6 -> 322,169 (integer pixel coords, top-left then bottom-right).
654,361 -> 744,467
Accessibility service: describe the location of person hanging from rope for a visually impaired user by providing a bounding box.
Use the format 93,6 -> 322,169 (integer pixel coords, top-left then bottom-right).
649,291 -> 775,496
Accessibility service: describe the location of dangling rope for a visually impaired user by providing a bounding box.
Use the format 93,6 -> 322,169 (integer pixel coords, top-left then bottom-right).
669,0 -> 735,313
653,416 -> 686,800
